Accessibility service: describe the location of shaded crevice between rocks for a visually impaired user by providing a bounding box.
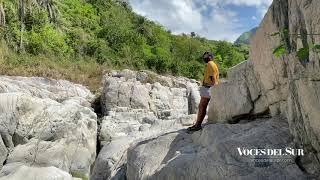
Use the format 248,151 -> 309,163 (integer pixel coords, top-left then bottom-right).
295,156 -> 308,173
229,109 -> 271,124
187,90 -> 193,115
92,94 -> 103,118
229,79 -> 271,124
1,134 -> 9,167
91,94 -> 103,157
295,1 -> 310,66
89,93 -> 105,180
272,0 -> 291,50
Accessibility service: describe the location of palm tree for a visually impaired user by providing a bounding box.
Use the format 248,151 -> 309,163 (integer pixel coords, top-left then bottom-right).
0,0 -> 5,27
191,32 -> 196,38
18,0 -> 58,51
19,0 -> 25,51
189,32 -> 196,60
36,0 -> 58,22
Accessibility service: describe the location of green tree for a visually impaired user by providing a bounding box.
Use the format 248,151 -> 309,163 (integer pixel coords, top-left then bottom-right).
1,0 -> 249,87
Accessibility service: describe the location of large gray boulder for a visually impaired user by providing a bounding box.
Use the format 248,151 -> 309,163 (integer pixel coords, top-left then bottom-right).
99,109 -> 156,146
91,137 -> 135,180
0,76 -> 97,179
208,60 -> 268,123
92,111 -> 196,180
101,69 -> 200,118
227,61 -> 262,102
92,70 -> 200,180
131,82 -> 151,110
186,82 -> 201,114
208,81 -> 253,123
0,163 -> 80,180
127,119 -> 311,180
0,76 -> 94,102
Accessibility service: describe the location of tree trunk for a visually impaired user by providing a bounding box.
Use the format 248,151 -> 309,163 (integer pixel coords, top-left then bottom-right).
36,0 -> 57,22
19,0 -> 25,51
0,1 -> 5,27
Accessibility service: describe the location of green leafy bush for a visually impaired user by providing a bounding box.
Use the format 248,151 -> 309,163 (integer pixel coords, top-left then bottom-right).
1,0 -> 249,89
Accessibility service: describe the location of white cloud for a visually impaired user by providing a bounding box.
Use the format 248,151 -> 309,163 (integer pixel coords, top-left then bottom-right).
252,16 -> 257,20
202,0 -> 272,7
200,0 -> 272,18
128,0 -> 273,42
129,0 -> 203,34
202,7 -> 242,41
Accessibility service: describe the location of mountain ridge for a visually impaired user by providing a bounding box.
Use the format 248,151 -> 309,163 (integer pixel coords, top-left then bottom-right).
234,27 -> 258,45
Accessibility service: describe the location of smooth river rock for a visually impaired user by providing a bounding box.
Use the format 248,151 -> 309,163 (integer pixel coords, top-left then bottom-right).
127,119 -> 311,180
0,76 -> 97,179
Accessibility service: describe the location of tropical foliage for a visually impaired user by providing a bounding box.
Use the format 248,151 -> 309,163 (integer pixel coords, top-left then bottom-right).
272,29 -> 320,61
0,0 -> 248,90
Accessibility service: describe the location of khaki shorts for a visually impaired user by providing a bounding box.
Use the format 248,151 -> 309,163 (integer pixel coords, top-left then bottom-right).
199,86 -> 212,98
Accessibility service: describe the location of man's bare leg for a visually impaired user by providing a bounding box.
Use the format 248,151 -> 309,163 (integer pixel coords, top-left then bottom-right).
194,97 -> 210,127
187,97 -> 210,131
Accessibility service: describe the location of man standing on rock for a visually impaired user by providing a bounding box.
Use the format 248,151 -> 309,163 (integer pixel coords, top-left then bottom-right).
188,52 -> 219,132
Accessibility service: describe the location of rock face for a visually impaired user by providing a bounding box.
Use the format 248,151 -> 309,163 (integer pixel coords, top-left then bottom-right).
206,0 -> 320,177
0,163 -> 81,180
126,119 -> 310,180
91,70 -> 200,180
0,76 -> 97,179
0,76 -> 94,102
101,69 -> 200,117
207,60 -> 269,123
249,0 -> 320,176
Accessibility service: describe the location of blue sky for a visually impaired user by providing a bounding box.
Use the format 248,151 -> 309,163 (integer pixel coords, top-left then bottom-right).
128,0 -> 273,42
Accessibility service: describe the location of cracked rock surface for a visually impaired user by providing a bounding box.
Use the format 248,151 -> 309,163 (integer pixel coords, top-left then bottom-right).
91,70 -> 200,180
127,119 -> 311,180
0,76 -> 97,180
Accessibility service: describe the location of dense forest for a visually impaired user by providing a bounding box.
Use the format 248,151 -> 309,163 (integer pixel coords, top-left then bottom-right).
0,0 -> 249,90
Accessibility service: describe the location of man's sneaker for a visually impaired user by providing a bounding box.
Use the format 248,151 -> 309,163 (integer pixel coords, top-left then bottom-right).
187,125 -> 202,132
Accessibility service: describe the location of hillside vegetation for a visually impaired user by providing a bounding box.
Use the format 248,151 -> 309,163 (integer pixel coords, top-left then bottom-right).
0,0 -> 249,90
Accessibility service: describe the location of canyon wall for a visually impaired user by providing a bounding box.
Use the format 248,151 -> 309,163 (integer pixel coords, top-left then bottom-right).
250,0 -> 320,175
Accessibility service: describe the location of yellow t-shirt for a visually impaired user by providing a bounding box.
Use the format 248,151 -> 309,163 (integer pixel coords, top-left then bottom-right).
203,61 -> 219,85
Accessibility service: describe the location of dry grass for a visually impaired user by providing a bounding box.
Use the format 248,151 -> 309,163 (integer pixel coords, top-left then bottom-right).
0,42 -> 112,92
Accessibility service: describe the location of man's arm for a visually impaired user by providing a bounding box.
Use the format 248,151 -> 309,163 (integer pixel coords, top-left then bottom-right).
209,76 -> 216,85
211,63 -> 219,85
